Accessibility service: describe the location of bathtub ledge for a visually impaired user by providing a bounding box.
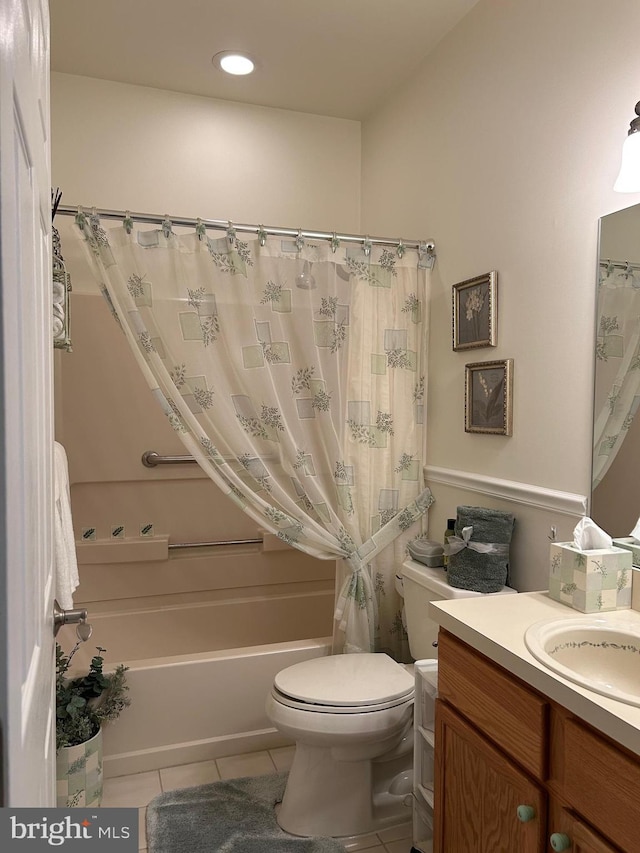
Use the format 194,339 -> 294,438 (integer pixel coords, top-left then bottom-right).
76,535 -> 170,564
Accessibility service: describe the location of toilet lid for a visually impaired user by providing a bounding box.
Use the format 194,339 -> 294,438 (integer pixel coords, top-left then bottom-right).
273,653 -> 414,707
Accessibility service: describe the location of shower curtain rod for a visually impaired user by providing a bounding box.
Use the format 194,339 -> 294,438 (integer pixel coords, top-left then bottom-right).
55,204 -> 436,255
599,258 -> 640,271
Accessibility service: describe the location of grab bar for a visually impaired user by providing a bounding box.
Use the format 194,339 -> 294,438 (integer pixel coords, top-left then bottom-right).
142,450 -> 197,467
168,538 -> 263,550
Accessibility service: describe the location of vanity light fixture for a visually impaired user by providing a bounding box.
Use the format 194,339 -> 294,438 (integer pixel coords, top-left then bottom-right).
212,51 -> 255,76
614,101 -> 640,193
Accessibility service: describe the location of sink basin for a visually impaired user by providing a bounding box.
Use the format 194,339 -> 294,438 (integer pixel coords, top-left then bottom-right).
524,614 -> 640,706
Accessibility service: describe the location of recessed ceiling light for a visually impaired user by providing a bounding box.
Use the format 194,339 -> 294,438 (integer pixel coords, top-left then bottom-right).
212,51 -> 255,76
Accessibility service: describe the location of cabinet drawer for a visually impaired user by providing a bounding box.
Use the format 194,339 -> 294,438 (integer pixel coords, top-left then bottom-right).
562,717 -> 640,852
437,630 -> 548,779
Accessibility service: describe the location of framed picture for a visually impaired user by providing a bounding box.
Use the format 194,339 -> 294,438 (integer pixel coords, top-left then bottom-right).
452,271 -> 497,351
465,358 -> 513,435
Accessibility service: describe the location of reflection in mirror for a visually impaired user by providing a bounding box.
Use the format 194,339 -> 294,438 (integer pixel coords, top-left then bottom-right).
591,203 -> 640,553
52,188 -> 72,352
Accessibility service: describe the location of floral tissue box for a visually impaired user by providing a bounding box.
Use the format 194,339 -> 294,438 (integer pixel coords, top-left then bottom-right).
548,542 -> 633,613
612,537 -> 640,567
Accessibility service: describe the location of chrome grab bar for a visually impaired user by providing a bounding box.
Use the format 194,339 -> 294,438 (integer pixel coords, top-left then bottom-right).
142,450 -> 267,549
142,450 -> 197,467
168,538 -> 263,550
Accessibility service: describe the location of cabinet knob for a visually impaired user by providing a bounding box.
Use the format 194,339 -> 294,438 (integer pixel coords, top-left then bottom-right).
549,832 -> 572,851
516,804 -> 536,823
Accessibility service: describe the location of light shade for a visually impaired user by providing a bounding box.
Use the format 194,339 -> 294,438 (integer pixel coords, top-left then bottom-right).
614,132 -> 640,193
212,51 -> 255,76
614,100 -> 640,193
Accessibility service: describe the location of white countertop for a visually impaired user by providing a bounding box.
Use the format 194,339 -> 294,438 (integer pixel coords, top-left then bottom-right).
428,591 -> 640,757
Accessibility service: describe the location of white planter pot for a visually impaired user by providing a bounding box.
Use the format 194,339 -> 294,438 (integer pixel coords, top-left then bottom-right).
56,726 -> 103,808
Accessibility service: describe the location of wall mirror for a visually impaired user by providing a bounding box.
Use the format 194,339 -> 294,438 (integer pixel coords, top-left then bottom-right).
591,202 -> 640,554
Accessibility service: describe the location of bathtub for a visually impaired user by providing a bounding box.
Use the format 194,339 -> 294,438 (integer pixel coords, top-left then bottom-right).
61,589 -> 334,777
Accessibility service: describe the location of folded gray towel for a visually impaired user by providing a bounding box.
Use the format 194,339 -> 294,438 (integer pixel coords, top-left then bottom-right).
447,505 -> 515,593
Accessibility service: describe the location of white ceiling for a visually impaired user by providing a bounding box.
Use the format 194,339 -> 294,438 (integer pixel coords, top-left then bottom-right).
50,0 -> 479,120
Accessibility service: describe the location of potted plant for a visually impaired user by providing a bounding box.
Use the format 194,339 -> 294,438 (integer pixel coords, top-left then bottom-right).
56,641 -> 131,807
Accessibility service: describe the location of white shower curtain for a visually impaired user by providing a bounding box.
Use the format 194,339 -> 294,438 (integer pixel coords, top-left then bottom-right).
76,212 -> 433,656
593,265 -> 640,488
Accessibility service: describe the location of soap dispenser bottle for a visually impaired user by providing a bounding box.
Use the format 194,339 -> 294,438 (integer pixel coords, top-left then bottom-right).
443,518 -> 456,568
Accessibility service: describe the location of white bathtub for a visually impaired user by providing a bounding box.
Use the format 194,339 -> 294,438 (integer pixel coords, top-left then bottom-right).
62,590 -> 334,776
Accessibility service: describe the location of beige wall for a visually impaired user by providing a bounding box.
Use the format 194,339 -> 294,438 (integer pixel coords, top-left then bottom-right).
361,0 -> 640,587
52,73 -> 361,235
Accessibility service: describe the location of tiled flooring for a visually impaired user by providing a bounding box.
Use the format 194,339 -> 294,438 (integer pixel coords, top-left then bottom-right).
103,746 -> 415,852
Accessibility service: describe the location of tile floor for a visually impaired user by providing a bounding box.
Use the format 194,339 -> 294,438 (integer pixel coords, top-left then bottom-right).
102,745 -> 415,852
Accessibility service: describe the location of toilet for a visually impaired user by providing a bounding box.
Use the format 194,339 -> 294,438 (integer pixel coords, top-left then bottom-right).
266,557 -> 517,838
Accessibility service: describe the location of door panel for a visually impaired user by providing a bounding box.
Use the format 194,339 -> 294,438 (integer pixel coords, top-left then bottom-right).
0,0 -> 54,806
547,801 -> 620,853
434,700 -> 546,853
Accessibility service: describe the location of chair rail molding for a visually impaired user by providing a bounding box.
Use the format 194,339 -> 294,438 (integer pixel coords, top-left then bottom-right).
424,465 -> 588,518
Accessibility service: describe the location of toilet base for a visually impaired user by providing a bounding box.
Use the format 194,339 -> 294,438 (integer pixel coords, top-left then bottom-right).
276,743 -> 413,838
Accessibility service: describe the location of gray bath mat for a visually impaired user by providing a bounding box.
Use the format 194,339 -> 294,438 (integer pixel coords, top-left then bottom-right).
146,772 -> 346,852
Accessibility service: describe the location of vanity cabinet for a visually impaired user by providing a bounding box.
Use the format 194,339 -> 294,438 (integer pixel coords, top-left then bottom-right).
434,630 -> 639,852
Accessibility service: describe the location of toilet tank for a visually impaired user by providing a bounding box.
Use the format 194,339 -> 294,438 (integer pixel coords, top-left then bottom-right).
401,558 -> 517,660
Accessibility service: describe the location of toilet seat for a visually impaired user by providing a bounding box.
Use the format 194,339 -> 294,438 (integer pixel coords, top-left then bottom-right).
272,653 -> 414,714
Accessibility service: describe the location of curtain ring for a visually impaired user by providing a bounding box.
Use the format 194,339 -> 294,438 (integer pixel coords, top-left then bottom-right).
418,242 -> 435,260
74,206 -> 86,227
295,229 -> 304,252
195,218 -> 207,241
123,212 -> 134,234
363,236 -> 372,257
330,232 -> 340,253
162,216 -> 172,239
227,221 -> 236,246
257,226 -> 267,247
396,240 -> 405,259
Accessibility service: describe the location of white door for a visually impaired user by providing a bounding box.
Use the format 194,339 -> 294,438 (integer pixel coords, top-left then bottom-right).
0,0 -> 55,805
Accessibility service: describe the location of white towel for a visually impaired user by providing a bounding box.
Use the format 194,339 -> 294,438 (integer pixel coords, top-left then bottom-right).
54,441 -> 79,609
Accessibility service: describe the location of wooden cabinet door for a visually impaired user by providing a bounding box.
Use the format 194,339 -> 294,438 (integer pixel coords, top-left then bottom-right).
434,700 -> 546,853
559,716 -> 640,852
570,821 -> 619,853
547,801 -> 620,853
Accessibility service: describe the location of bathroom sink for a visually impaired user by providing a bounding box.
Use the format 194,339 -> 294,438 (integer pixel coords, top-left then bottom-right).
524,614 -> 640,706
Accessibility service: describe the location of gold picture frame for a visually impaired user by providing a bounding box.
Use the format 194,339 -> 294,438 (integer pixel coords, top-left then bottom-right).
465,358 -> 513,435
452,271 -> 497,351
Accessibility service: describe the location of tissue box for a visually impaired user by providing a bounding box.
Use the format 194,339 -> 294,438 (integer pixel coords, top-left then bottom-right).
548,542 -> 633,612
612,537 -> 640,567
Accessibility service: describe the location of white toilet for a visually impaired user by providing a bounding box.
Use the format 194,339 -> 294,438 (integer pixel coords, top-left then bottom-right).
266,557 -> 516,838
